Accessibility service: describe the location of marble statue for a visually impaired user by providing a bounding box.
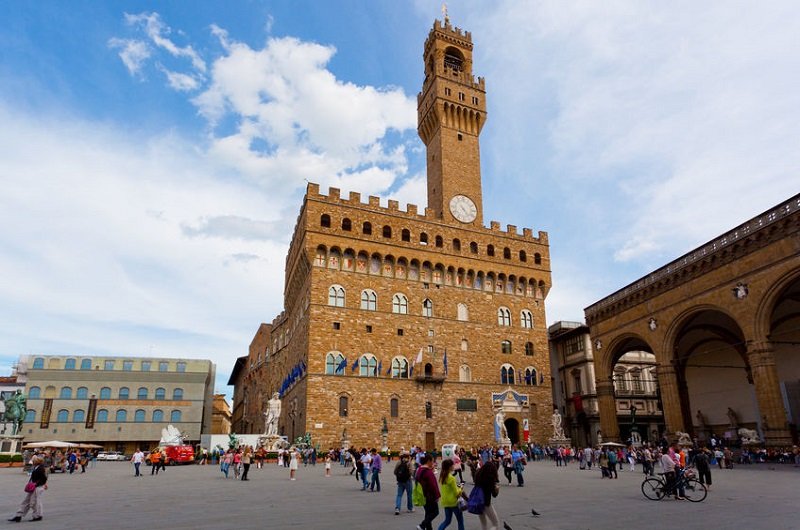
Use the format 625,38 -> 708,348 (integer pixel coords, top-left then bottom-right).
675,431 -> 692,446
1,389 -> 27,435
263,393 -> 281,436
551,409 -> 566,439
727,407 -> 739,429
738,428 -> 761,445
494,410 -> 508,441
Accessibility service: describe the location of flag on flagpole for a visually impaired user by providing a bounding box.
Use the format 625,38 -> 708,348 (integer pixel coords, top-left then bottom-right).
351,357 -> 359,372
410,348 -> 423,377
539,372 -> 544,384
415,348 -> 423,365
443,349 -> 448,375
386,364 -> 392,375
336,358 -> 347,374
377,360 -> 382,376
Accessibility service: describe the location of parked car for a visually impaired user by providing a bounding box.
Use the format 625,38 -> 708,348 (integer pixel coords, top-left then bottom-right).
97,451 -> 127,461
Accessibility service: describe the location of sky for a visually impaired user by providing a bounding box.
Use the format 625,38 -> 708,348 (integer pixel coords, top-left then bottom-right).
1,1 -> 798,395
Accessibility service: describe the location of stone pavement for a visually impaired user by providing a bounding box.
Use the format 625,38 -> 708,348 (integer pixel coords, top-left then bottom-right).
0,459 -> 796,529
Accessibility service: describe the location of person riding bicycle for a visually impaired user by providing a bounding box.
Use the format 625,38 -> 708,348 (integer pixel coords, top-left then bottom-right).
661,443 -> 686,500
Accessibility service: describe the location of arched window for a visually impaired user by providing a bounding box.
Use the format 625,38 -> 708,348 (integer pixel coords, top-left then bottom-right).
73,409 -> 85,422
28,386 -> 41,399
425,401 -> 433,419
173,388 -> 184,400
359,354 -> 378,377
390,397 -> 399,418
422,299 -> 433,318
339,396 -> 349,417
392,293 -> 408,314
33,357 -> 44,369
501,364 -> 515,385
155,388 -> 166,400
320,214 -> 331,228
420,232 -> 428,245
118,387 -> 130,400
524,367 -> 538,386
487,245 -> 495,257
342,218 -> 352,231
80,359 -> 91,370
461,339 -> 468,351
453,239 -> 461,251
152,410 -> 164,422
99,387 -> 111,399
325,352 -> 346,375
497,307 -> 511,326
135,409 -> 146,422
360,290 -> 377,311
457,303 -> 469,321
64,358 -> 76,370
520,310 -> 533,329
459,365 -> 472,382
534,253 -> 542,265
631,370 -> 643,392
525,342 -> 534,356
503,247 -> 511,259
25,410 -> 35,423
56,409 -> 69,422
116,409 -> 128,422
519,250 -> 527,262
60,387 -> 72,399
362,221 -> 372,235
382,225 -> 392,238
170,410 -> 182,423
137,387 -> 148,400
401,228 -> 411,242
328,285 -> 345,307
469,242 -> 478,254
614,369 -> 629,393
435,235 -> 443,248
96,409 -> 108,423
391,357 -> 409,379
501,340 -> 512,354
73,387 -> 87,399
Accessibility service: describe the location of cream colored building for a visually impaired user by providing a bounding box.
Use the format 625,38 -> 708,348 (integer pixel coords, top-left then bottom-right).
549,321 -> 663,446
19,355 -> 215,453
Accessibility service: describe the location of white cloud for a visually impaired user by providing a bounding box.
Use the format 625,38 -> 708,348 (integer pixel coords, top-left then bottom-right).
124,12 -> 206,73
159,66 -> 200,91
108,38 -> 150,75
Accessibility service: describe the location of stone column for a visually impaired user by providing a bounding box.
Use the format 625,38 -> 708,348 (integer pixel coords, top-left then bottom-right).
595,379 -> 619,442
656,364 -> 686,438
747,340 -> 792,446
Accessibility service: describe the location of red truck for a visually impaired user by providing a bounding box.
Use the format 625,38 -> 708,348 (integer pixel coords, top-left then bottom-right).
155,445 -> 194,465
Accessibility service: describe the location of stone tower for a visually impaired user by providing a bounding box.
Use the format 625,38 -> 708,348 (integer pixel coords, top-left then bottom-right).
418,19 -> 487,226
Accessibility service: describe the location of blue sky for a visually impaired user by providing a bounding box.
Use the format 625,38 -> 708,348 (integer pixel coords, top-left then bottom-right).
1,1 -> 798,395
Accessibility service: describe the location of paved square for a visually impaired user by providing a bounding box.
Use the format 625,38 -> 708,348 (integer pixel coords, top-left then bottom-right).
0,460 -> 796,529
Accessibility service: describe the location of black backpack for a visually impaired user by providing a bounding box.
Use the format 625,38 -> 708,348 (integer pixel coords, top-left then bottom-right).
395,461 -> 410,482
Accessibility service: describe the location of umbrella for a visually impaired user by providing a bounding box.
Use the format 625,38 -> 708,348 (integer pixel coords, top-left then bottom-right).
599,442 -> 626,447
77,443 -> 103,449
22,440 -> 77,449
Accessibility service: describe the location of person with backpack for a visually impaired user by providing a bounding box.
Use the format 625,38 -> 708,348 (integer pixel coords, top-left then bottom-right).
472,458 -> 501,530
415,454 -> 440,530
394,452 -> 414,515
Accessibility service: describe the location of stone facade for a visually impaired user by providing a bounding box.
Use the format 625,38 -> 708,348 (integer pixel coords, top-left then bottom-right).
585,194 -> 800,447
549,321 -> 663,447
231,19 -> 554,451
19,355 -> 215,453
211,394 -> 231,435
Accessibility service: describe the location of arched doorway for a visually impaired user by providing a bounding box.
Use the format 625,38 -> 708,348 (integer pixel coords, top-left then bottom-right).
673,309 -> 756,441
767,275 -> 800,441
504,418 -> 520,445
424,363 -> 433,377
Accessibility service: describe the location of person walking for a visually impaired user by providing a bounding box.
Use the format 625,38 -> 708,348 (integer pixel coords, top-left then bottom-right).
132,448 -> 144,477
233,450 -> 242,479
606,449 -> 618,479
511,445 -> 526,487
436,459 -> 465,530
452,451 -> 464,484
473,458 -> 501,530
150,449 -> 162,475
393,452 -> 414,515
325,453 -> 332,477
241,446 -> 252,481
221,450 -> 233,479
627,447 -> 637,472
359,448 -> 372,490
289,447 -> 299,480
415,454 -> 440,530
598,449 -> 609,478
369,448 -> 382,492
694,446 -> 712,490
8,455 -> 48,522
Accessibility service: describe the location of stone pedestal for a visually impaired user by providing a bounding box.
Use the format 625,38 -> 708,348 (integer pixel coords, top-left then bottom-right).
548,436 -> 572,448
497,437 -> 511,447
258,434 -> 286,451
0,435 -> 23,455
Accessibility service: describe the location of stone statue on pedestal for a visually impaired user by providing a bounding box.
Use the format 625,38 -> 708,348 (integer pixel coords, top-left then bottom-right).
551,409 -> 566,439
494,410 -> 509,442
726,407 -> 739,429
263,393 -> 281,436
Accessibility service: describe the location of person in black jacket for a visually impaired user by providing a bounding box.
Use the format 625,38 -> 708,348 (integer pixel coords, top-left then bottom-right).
474,459 -> 500,529
9,455 -> 48,522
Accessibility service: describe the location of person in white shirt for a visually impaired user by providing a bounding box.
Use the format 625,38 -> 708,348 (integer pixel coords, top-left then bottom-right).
132,449 -> 145,477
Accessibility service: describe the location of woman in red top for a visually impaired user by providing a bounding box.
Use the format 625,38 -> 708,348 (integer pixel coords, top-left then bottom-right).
415,454 -> 440,530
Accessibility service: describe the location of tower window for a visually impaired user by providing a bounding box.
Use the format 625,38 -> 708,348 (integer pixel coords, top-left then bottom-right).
443,47 -> 464,71
382,225 -> 392,238
487,245 -> 495,257
534,253 -> 542,265
420,233 -> 428,245
453,239 -> 461,251
519,250 -> 527,262
472,96 -> 479,105
362,222 -> 372,235
445,87 -> 451,96
457,133 -> 463,141
320,214 -> 331,228
470,242 -> 478,254
458,92 -> 465,101
435,235 -> 443,248
342,218 -> 352,231
401,229 -> 411,242
503,247 -> 511,259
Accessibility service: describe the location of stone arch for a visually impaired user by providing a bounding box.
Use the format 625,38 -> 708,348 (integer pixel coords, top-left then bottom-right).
753,266 -> 800,340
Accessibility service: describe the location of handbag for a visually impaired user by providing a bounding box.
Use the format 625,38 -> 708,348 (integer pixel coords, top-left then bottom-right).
466,486 -> 485,514
457,497 -> 468,512
412,481 -> 426,506
24,481 -> 36,493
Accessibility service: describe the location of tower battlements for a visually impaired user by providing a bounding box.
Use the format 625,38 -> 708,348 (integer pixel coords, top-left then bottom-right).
305,182 -> 547,243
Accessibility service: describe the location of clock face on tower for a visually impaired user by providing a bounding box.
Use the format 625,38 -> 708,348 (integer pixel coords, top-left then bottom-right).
449,195 -> 478,223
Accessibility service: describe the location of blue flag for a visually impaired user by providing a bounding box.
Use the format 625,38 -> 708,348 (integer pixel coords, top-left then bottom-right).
539,372 -> 544,385
386,364 -> 392,375
443,350 -> 448,375
336,358 -> 347,374
351,358 -> 359,372
377,360 -> 382,376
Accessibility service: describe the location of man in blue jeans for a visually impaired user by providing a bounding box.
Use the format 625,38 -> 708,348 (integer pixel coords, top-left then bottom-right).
393,453 -> 413,515
369,448 -> 382,492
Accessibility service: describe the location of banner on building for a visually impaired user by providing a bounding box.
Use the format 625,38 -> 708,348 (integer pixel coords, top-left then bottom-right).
86,398 -> 97,429
523,418 -> 530,442
40,398 -> 52,429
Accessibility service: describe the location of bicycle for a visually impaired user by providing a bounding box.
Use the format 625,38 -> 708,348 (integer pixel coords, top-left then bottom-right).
641,467 -> 707,502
